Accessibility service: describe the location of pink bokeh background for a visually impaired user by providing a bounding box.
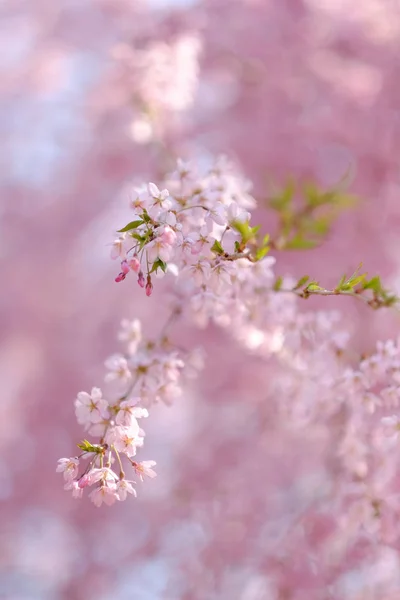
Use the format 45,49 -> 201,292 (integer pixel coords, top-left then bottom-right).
2,1 -> 400,598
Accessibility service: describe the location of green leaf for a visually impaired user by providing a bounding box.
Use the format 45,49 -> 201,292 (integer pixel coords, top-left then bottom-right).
347,274 -> 366,288
362,276 -> 382,293
263,234 -> 270,245
293,275 -> 310,290
142,209 -> 151,223
273,276 -> 283,291
306,283 -> 322,292
269,178 -> 295,211
255,245 -> 270,261
211,239 -> 224,255
285,235 -> 318,250
77,439 -> 103,454
117,220 -> 144,233
232,220 -> 260,245
303,182 -> 323,207
150,258 -> 167,273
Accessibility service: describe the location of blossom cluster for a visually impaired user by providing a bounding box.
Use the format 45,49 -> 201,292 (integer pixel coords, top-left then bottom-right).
110,35 -> 201,143
111,157 -> 258,297
57,318 -> 203,506
61,155 -> 400,548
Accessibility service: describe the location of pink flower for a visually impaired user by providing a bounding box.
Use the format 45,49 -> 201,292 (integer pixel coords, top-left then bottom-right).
132,460 -> 157,481
56,457 -> 79,481
104,354 -> 131,384
209,261 -> 235,291
138,271 -> 145,288
381,386 -> 400,408
64,480 -> 83,499
89,484 -> 118,507
87,467 -> 119,485
381,415 -> 400,441
75,387 -> 109,427
183,260 -> 211,286
116,479 -> 137,501
147,182 -> 171,218
107,424 -> 142,457
160,225 -> 177,246
188,230 -> 211,255
226,201 -> 250,225
118,319 -> 142,355
110,234 -> 127,260
77,473 -> 92,489
147,232 -> 175,263
148,182 -> 170,203
116,398 -> 149,427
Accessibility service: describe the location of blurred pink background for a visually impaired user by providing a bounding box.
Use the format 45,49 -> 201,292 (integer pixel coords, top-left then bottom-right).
2,1 -> 400,598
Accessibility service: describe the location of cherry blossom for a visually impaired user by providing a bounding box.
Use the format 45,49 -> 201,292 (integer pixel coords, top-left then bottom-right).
74,388 -> 109,428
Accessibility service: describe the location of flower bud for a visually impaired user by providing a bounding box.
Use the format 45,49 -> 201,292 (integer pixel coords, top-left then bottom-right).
138,271 -> 145,288
128,255 -> 141,273
120,260 -> 130,275
145,275 -> 153,297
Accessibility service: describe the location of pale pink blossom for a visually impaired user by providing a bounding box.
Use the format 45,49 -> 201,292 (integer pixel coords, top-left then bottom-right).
381,386 -> 400,408
108,424 -> 142,457
75,387 -> 109,427
104,354 -> 131,384
87,467 -> 119,486
226,201 -> 250,225
381,415 -> 400,441
56,457 -> 79,481
209,261 -> 235,291
189,230 -> 211,255
110,234 -> 127,260
116,398 -> 149,427
132,460 -> 157,481
159,225 -> 177,246
116,479 -> 137,501
147,182 -> 171,218
183,260 -> 211,286
130,185 -> 150,211
89,484 -> 118,507
118,319 -> 142,355
155,382 -> 183,405
146,235 -> 174,262
64,480 -> 83,499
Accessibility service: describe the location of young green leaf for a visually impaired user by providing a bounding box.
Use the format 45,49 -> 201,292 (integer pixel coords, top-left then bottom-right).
117,220 -> 144,233
293,275 -> 310,290
255,245 -> 270,261
211,239 -> 224,255
77,440 -> 103,454
150,258 -> 167,274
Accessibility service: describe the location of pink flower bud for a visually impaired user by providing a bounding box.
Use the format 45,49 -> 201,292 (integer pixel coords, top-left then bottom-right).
138,271 -> 145,288
115,272 -> 126,283
160,226 -> 177,246
120,260 -> 130,274
78,473 -> 92,489
128,256 -> 141,273
145,275 -> 153,297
